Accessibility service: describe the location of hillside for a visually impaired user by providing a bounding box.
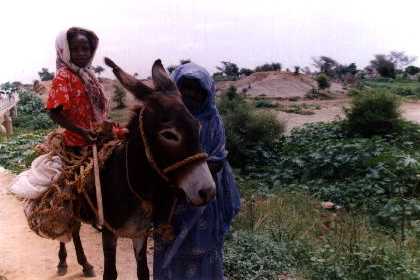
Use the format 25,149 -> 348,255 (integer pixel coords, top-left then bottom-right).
216,71 -> 346,99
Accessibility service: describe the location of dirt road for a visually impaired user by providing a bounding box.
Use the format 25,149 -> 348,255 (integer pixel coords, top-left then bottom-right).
0,167 -> 152,280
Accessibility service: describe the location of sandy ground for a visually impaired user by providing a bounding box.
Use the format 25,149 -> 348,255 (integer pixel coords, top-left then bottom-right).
0,167 -> 153,280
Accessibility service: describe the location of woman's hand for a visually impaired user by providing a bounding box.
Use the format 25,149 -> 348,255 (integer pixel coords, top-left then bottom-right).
79,128 -> 97,144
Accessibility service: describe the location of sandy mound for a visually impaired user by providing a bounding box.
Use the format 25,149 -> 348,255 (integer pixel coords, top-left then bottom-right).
216,71 -> 346,99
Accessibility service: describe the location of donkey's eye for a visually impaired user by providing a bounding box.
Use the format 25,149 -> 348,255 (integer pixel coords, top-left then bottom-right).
162,131 -> 178,141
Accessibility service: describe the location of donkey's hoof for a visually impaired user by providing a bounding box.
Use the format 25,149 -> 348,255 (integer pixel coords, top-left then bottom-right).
57,265 -> 68,276
83,266 -> 96,278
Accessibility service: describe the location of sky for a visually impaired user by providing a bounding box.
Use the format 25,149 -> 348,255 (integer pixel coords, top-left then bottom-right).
0,0 -> 419,83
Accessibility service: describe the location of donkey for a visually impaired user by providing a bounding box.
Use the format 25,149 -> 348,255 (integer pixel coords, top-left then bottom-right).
56,58 -> 216,280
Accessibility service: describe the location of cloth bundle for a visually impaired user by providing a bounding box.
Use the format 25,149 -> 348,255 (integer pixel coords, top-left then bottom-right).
9,154 -> 63,199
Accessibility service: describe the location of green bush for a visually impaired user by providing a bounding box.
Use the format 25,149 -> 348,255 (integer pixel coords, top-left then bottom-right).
14,90 -> 55,130
305,244 -> 419,280
112,84 -> 126,109
218,86 -> 284,168
224,231 -> 294,280
254,99 -> 277,108
231,193 -> 420,280
316,74 -> 330,90
0,131 -> 47,172
344,90 -> 402,136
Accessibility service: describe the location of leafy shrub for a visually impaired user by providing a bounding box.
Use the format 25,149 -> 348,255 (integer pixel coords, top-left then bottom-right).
231,193 -> 420,280
14,90 -> 55,130
254,99 -> 277,108
392,86 -> 416,96
0,131 -> 47,172
348,88 -> 363,96
239,68 -> 254,76
370,54 -> 396,79
405,66 -> 420,76
305,244 -> 419,280
316,74 -> 330,89
38,68 -> 54,81
218,86 -> 284,168
224,231 -> 294,280
344,90 -> 402,136
255,63 -> 282,72
112,84 -> 126,109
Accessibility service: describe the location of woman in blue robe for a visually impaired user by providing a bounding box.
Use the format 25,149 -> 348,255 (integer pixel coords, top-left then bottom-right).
153,63 -> 241,280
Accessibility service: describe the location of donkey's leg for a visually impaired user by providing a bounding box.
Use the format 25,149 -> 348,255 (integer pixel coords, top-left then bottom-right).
72,224 -> 95,277
57,242 -> 68,276
102,229 -> 118,280
133,237 -> 149,280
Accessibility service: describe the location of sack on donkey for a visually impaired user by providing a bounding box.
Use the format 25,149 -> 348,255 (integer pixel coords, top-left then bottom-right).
9,153 -> 63,199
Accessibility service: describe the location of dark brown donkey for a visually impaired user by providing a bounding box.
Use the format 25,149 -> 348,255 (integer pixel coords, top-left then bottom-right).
56,58 -> 216,280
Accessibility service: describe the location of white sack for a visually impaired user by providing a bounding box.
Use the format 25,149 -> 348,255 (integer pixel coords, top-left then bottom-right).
9,153 -> 62,199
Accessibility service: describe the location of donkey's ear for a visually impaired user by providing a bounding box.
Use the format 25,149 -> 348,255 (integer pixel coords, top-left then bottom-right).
151,59 -> 176,91
104,57 -> 153,100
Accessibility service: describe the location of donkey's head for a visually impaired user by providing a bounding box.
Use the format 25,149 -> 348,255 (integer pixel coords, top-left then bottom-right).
105,57 -> 216,206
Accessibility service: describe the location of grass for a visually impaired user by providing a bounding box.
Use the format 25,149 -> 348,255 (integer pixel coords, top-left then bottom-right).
276,103 -> 321,115
109,108 -> 131,124
0,129 -> 49,172
361,79 -> 420,99
227,190 -> 420,279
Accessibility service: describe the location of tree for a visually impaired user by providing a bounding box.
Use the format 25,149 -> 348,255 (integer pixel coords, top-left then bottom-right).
335,63 -> 358,80
113,84 -> 126,109
38,68 -> 54,81
216,61 -> 240,80
370,54 -> 396,78
303,66 -> 312,75
255,63 -> 282,72
180,59 -> 191,65
166,59 -> 191,74
316,74 -> 330,90
405,66 -> 420,76
167,65 -> 177,74
239,68 -> 254,76
388,51 -> 416,71
93,65 -> 105,77
312,56 -> 339,77
294,66 -> 300,75
346,63 -> 358,75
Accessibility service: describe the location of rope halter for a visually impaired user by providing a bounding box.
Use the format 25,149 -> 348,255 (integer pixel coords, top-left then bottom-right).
138,106 -> 208,182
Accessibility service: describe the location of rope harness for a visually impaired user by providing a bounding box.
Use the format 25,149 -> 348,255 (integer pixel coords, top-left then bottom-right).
26,109 -> 208,241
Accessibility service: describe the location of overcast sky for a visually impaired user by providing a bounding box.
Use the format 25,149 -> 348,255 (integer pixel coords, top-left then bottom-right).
0,0 -> 419,83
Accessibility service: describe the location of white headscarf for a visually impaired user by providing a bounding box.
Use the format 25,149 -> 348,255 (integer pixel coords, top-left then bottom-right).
55,27 -> 108,122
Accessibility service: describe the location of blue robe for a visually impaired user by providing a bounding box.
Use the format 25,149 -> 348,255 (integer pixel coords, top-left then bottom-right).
153,63 -> 241,280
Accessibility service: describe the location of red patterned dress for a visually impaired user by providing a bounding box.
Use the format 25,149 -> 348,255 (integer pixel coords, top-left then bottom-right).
47,67 -> 96,147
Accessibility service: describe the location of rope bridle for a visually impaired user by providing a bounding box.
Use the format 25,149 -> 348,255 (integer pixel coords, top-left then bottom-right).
138,106 -> 208,182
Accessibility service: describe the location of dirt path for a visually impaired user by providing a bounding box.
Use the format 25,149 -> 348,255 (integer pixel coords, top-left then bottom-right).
0,168 -> 153,280
279,99 -> 420,132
